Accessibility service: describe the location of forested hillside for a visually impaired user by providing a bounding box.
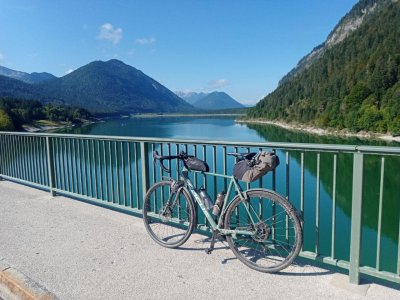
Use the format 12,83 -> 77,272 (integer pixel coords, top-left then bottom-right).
39,59 -> 193,114
248,0 -> 400,135
0,75 -> 44,100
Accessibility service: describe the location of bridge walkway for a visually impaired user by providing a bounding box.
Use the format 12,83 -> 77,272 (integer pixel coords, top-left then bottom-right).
0,180 -> 398,300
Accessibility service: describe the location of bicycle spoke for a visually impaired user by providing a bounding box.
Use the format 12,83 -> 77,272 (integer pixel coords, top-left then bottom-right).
143,181 -> 195,248
225,189 -> 302,273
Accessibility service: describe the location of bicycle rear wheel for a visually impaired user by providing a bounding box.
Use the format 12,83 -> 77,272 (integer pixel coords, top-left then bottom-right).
143,180 -> 195,248
224,189 -> 302,273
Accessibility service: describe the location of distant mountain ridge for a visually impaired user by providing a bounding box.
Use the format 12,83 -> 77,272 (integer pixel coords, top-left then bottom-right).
0,74 -> 44,99
175,91 -> 207,105
176,91 -> 244,110
193,92 -> 244,110
0,59 -> 194,114
0,65 -> 56,84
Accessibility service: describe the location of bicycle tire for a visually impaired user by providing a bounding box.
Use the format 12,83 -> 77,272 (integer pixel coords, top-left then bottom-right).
143,180 -> 196,248
224,189 -> 302,273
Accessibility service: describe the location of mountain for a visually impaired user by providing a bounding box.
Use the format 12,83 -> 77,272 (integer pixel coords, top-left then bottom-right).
193,92 -> 244,110
0,65 -> 56,84
0,59 -> 194,114
175,91 -> 207,105
279,0 -> 382,85
29,72 -> 57,83
39,59 -> 193,114
176,91 -> 244,110
248,0 -> 400,134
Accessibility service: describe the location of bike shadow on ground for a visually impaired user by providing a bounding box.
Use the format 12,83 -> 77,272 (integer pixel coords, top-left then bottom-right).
168,237 -> 400,288
175,236 -> 230,252
219,255 -> 334,277
176,236 -> 334,277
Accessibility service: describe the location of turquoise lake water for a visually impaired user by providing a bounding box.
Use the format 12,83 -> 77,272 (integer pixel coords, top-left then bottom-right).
54,116 -> 400,274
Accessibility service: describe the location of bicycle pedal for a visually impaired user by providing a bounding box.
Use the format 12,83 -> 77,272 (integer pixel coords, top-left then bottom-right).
205,248 -> 213,254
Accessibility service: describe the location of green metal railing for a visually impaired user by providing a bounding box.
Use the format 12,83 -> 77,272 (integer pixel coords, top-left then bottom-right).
0,131 -> 399,285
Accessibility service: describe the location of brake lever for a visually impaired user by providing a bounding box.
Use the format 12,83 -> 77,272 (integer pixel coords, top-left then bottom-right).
159,158 -> 171,173
153,151 -> 171,173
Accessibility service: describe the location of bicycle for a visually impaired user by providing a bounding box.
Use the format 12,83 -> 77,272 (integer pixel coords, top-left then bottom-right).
143,150 -> 303,273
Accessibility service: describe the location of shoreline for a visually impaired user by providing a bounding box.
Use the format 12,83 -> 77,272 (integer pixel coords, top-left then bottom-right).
21,114 -> 242,132
236,119 -> 400,143
22,119 -> 98,133
23,124 -> 73,133
131,113 -> 245,118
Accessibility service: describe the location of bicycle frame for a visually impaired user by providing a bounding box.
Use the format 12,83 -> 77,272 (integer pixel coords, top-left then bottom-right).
146,153 -> 303,273
179,166 -> 259,237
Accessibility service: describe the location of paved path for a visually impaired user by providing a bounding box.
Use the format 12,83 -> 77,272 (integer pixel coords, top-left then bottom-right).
0,180 -> 399,300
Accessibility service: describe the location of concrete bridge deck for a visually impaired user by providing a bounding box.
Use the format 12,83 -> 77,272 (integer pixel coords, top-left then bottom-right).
0,180 -> 399,300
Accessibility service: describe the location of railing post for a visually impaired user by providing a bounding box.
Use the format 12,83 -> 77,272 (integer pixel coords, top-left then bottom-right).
0,137 -> 3,179
349,152 -> 364,284
46,136 -> 56,196
140,142 -> 150,205
0,134 -> 4,180
0,135 -> 2,179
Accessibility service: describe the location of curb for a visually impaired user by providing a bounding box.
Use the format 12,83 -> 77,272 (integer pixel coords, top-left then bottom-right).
0,260 -> 58,300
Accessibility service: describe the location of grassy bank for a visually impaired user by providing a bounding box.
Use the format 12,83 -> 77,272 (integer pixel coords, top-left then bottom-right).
237,119 -> 400,143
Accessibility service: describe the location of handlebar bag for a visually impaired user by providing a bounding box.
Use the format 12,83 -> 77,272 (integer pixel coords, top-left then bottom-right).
233,152 -> 280,183
184,156 -> 210,172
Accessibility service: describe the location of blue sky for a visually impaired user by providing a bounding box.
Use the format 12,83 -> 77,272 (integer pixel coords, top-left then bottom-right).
0,0 -> 357,104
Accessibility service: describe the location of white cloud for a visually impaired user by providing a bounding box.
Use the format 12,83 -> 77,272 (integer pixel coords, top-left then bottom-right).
65,69 -> 74,75
208,79 -> 229,89
135,37 -> 156,45
98,23 -> 122,44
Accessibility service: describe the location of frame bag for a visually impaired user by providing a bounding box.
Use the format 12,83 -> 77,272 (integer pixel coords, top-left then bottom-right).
184,156 -> 210,172
234,152 -> 280,183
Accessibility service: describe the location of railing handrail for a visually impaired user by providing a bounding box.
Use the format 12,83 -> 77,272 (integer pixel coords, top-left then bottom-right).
1,131 -> 399,155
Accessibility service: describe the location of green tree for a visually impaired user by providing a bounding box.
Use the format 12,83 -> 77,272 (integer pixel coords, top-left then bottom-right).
344,83 -> 371,111
0,109 -> 14,131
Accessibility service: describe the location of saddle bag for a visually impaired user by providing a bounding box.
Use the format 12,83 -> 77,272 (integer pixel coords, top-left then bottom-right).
233,152 -> 280,183
184,156 -> 210,172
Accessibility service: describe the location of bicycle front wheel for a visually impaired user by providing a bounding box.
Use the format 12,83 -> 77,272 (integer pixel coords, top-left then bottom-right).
224,189 -> 302,273
143,180 -> 195,248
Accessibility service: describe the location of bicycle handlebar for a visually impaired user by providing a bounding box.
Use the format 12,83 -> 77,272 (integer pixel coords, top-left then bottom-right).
153,151 -> 182,173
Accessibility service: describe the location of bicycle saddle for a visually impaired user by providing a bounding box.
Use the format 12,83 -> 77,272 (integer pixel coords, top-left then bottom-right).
227,152 -> 257,160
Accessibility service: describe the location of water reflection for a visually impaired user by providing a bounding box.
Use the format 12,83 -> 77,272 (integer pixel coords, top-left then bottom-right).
53,117 -> 400,272
248,123 -> 400,272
